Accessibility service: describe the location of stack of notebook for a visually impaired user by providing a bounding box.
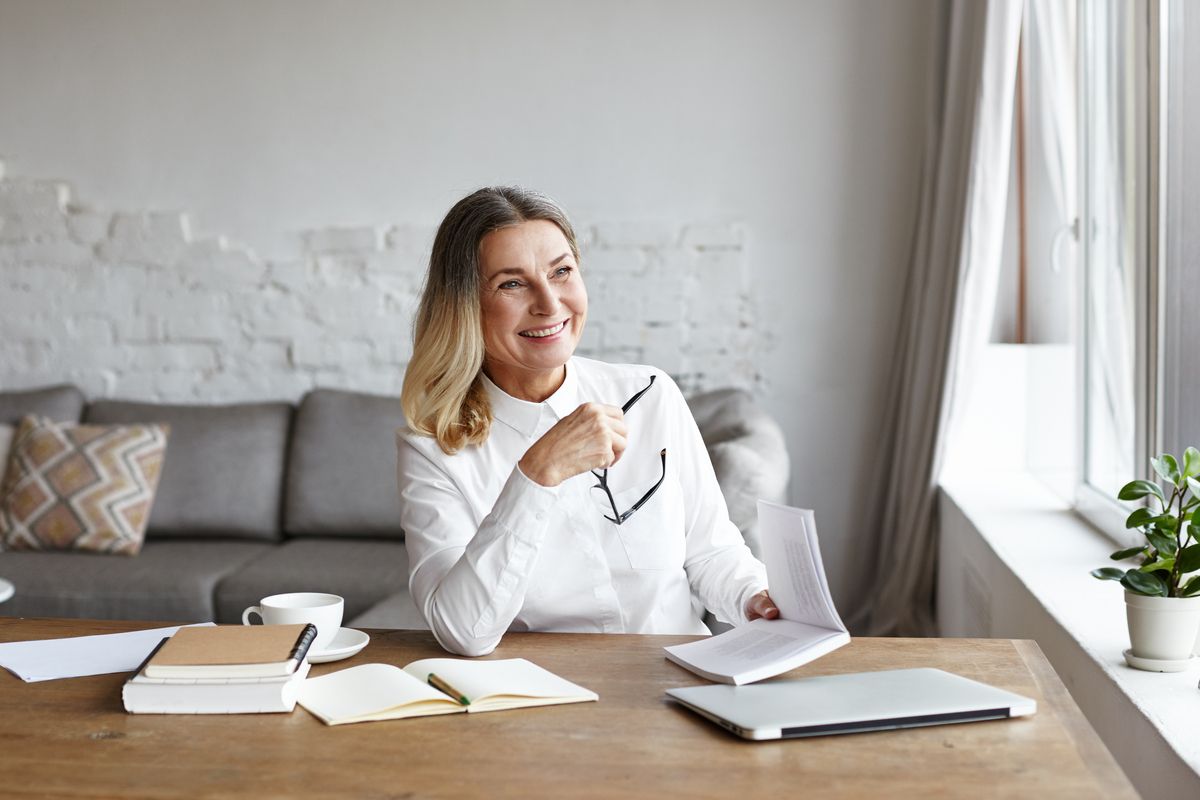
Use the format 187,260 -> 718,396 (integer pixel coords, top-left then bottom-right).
122,623 -> 317,714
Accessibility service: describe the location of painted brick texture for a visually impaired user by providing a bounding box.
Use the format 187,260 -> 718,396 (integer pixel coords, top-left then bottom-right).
0,165 -> 766,402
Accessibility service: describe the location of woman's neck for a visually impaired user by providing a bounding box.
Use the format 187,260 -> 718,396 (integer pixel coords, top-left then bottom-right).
483,362 -> 567,403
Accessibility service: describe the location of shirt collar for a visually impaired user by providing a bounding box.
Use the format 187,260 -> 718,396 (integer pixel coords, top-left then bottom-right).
482,360 -> 580,438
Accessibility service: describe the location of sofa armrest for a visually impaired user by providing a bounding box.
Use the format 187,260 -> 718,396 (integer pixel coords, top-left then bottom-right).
687,388 -> 790,559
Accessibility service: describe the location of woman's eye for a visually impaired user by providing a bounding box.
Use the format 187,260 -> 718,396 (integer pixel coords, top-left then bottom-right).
498,280 -> 521,290
554,266 -> 574,278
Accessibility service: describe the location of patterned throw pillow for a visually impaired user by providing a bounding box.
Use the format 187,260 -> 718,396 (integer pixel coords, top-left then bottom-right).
0,416 -> 169,555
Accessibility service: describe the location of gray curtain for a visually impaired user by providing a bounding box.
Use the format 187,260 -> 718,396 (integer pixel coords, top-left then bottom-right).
849,0 -> 1023,637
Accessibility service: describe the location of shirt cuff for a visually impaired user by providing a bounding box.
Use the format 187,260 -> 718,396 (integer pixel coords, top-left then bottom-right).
490,464 -> 560,540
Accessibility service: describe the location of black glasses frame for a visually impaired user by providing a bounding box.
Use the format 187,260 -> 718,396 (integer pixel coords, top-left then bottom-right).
591,376 -> 667,525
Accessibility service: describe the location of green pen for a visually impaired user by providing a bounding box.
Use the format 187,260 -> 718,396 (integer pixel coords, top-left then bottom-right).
427,673 -> 470,706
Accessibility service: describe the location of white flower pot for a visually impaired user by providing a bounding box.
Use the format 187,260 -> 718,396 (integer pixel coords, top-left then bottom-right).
1124,590 -> 1200,662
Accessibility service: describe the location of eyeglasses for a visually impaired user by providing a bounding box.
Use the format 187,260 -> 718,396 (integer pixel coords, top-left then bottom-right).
591,375 -> 667,525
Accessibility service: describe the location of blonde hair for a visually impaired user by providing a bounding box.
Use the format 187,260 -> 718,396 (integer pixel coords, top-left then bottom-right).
402,187 -> 580,454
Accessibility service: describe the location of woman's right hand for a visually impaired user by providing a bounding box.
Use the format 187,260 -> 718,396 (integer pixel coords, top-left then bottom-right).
518,403 -> 627,487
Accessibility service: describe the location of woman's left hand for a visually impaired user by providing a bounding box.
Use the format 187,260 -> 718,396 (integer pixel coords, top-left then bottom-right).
745,590 -> 780,621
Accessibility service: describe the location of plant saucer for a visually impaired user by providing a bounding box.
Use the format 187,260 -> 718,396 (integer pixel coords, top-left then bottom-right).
1122,648 -> 1197,672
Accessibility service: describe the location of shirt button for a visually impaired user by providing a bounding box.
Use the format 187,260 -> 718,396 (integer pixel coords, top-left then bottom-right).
535,512 -> 545,521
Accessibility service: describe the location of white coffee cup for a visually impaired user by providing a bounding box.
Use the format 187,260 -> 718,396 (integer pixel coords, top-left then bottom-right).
242,592 -> 344,652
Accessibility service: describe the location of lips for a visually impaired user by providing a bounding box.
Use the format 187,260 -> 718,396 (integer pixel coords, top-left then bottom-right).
519,319 -> 569,339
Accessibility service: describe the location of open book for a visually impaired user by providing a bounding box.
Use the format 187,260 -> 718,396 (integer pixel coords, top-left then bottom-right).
664,500 -> 850,684
298,657 -> 597,726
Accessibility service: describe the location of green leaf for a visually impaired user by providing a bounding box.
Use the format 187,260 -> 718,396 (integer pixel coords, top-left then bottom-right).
1152,455 -> 1180,484
1119,480 -> 1165,504
1146,530 -> 1179,556
1140,558 -> 1175,573
1121,570 -> 1169,596
1110,546 -> 1147,560
1184,447 -> 1200,479
1091,567 -> 1126,581
1178,544 -> 1200,573
1189,476 -> 1200,499
1154,514 -> 1179,531
1180,575 -> 1200,597
1125,507 -> 1155,529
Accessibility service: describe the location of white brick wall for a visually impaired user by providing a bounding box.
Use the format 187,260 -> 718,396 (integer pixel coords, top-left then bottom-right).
0,162 -> 767,402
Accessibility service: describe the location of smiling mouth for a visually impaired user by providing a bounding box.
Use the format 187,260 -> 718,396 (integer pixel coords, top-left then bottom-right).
519,319 -> 569,338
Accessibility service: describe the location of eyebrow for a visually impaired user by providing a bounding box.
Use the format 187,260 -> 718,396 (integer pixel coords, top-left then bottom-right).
485,253 -> 573,281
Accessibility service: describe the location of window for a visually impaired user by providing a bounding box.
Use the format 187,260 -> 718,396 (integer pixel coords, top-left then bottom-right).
1159,0 -> 1200,466
1075,0 -> 1158,544
984,0 -> 1160,543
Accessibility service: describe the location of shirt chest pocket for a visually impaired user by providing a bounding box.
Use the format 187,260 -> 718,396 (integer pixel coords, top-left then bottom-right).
590,475 -> 686,570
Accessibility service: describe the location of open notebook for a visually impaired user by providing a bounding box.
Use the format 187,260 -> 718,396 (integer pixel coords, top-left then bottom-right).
298,658 -> 597,725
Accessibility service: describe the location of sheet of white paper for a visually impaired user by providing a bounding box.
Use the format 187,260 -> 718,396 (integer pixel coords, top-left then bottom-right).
757,500 -> 847,632
299,663 -> 451,722
404,657 -> 597,702
0,622 -> 214,682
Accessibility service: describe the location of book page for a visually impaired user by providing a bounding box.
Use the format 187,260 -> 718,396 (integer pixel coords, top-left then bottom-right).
663,501 -> 850,684
664,618 -> 847,684
403,658 -> 597,706
298,663 -> 461,725
757,500 -> 846,633
697,620 -> 836,663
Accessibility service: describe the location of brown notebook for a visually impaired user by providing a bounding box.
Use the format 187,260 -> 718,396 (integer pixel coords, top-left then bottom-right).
144,624 -> 318,679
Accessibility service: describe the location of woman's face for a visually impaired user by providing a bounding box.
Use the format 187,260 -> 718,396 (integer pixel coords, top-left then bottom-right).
478,219 -> 587,400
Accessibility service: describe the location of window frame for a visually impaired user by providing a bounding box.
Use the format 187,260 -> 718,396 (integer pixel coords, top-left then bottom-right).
1074,0 -> 1163,547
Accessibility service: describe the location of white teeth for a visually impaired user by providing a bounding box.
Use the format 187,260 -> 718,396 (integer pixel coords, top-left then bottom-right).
521,320 -> 566,338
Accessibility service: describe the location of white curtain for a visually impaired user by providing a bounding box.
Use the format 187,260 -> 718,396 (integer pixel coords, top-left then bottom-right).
851,0 -> 1023,636
1030,0 -> 1078,281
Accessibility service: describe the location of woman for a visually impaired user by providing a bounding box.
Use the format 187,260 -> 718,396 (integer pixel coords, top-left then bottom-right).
397,186 -> 777,656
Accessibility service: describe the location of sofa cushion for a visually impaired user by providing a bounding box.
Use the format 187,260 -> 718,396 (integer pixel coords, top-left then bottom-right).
687,388 -> 790,559
0,384 -> 85,425
0,416 -> 168,555
213,538 -> 410,624
0,540 -> 273,622
284,389 -> 406,538
85,400 -> 292,541
349,590 -> 429,630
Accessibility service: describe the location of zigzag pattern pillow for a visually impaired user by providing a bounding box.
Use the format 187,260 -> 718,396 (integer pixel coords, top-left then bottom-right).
0,416 -> 169,555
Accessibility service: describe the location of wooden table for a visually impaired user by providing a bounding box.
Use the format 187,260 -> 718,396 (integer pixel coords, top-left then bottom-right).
0,618 -> 1136,799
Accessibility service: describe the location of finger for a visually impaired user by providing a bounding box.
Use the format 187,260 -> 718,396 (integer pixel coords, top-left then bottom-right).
747,591 -> 779,621
601,403 -> 624,420
607,414 -> 627,438
575,402 -> 623,421
607,430 -> 628,467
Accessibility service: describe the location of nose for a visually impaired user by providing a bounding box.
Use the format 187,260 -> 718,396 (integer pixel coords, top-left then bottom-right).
529,277 -> 561,316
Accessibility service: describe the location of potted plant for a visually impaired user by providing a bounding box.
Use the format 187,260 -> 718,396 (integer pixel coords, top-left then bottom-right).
1091,448 -> 1200,669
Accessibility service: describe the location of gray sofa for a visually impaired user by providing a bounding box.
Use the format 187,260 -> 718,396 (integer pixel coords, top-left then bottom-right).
0,383 -> 789,630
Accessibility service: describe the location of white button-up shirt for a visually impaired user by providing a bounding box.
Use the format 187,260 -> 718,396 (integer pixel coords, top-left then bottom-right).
396,357 -> 768,656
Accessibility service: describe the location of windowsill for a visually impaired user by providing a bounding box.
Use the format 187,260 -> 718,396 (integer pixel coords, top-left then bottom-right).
939,473 -> 1200,797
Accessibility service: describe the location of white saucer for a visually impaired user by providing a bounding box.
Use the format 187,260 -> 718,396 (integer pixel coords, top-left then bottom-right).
307,628 -> 370,664
1122,648 -> 1197,672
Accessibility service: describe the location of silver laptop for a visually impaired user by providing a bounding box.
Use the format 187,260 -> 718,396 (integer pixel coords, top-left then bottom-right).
665,668 -> 1037,741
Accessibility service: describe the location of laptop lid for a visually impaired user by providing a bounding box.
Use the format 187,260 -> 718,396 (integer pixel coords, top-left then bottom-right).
665,668 -> 1037,741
